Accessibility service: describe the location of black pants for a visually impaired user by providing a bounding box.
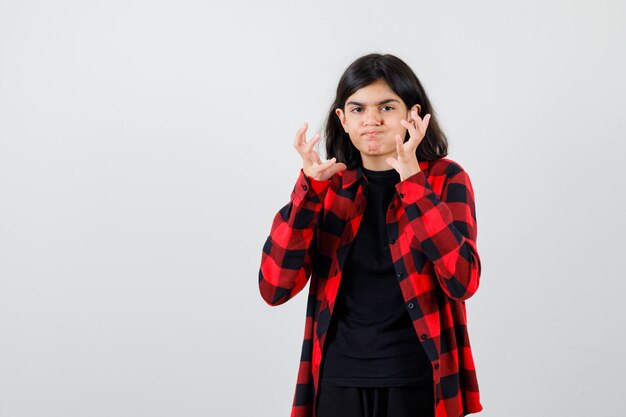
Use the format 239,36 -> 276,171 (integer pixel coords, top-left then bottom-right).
316,386 -> 435,417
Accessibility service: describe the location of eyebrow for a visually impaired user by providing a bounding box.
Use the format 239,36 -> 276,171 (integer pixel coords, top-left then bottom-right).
345,98 -> 401,107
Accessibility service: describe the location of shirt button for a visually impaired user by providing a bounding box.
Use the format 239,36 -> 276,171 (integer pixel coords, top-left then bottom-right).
399,193 -> 405,198
302,184 -> 308,191
389,239 -> 395,244
397,272 -> 403,278
421,333 -> 428,340
407,302 -> 414,309
434,364 -> 440,370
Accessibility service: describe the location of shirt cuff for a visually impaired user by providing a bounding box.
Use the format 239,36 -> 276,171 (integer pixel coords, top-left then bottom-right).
395,170 -> 434,204
292,168 -> 332,205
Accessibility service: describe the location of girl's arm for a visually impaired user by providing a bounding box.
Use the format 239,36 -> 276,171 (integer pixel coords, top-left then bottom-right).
259,122 -> 345,306
396,165 -> 481,301
258,169 -> 331,306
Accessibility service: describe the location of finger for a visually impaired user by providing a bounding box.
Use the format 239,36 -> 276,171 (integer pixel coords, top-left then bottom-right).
395,134 -> 405,156
294,122 -> 308,149
410,111 -> 425,132
385,157 -> 397,170
314,157 -> 336,177
411,110 -> 422,123
324,161 -> 347,177
305,133 -> 321,153
400,118 -> 417,140
334,162 -> 348,172
319,157 -> 337,170
412,110 -> 429,133
414,116 -> 429,137
297,133 -> 319,160
311,149 -> 323,165
400,118 -> 414,130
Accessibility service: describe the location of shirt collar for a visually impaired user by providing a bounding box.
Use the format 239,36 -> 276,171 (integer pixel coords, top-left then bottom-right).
341,164 -> 363,189
341,160 -> 429,190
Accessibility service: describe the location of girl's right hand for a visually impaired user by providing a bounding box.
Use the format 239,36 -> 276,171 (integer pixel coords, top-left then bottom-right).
294,122 -> 347,181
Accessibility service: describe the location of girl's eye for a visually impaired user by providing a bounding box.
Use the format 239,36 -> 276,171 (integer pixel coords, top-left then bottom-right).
350,107 -> 362,113
381,106 -> 394,111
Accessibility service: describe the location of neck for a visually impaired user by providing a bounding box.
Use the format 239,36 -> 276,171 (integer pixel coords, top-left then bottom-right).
361,155 -> 396,171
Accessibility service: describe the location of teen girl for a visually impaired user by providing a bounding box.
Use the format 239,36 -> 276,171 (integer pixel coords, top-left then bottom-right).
259,53 -> 483,417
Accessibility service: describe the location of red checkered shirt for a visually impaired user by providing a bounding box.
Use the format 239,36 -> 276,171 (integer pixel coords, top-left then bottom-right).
259,157 -> 483,417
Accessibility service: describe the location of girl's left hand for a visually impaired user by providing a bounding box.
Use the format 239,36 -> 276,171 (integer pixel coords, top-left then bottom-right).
386,109 -> 431,181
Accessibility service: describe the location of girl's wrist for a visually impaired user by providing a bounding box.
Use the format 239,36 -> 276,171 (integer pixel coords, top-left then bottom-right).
400,163 -> 422,182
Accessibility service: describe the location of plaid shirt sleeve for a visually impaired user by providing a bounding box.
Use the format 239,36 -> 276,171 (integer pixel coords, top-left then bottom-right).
396,166 -> 481,301
259,168 -> 331,306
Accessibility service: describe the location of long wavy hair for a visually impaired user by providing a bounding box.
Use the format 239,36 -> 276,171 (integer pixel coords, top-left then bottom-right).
324,53 -> 448,169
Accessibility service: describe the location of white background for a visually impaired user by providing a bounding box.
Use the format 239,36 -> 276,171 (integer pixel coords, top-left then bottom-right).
1,1 -> 624,416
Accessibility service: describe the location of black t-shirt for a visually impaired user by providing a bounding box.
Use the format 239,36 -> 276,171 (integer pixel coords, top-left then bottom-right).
319,166 -> 433,387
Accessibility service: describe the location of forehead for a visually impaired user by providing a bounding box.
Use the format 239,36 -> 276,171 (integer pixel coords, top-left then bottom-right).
346,79 -> 402,103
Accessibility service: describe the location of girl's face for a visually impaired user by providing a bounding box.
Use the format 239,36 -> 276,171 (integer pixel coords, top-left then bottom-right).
335,79 -> 420,170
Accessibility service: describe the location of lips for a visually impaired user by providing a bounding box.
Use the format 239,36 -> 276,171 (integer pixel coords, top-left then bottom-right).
362,131 -> 382,136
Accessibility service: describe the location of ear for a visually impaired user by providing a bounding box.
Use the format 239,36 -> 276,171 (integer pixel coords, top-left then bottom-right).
408,104 -> 422,120
335,108 -> 349,133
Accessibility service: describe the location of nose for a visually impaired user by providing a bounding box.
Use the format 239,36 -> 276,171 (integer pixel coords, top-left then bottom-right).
362,107 -> 382,126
